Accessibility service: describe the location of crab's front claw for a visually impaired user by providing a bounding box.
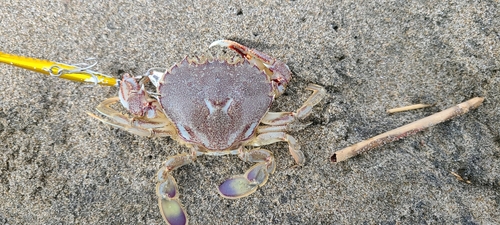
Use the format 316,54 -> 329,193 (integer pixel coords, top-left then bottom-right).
218,148 -> 276,199
119,73 -> 157,118
210,40 -> 291,96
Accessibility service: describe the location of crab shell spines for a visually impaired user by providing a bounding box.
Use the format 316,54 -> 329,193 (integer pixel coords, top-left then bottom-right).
157,58 -> 274,152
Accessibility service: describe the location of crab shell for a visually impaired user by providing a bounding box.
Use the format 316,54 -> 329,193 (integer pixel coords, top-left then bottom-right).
156,58 -> 274,152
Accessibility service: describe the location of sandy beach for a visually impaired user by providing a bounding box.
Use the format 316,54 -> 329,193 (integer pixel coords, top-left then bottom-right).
1,1 -> 499,224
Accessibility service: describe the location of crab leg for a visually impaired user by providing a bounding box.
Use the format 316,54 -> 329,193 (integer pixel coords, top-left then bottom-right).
261,84 -> 326,125
88,97 -> 175,137
157,152 -> 196,225
218,148 -> 276,199
242,84 -> 325,166
0,51 -> 117,86
248,132 -> 304,165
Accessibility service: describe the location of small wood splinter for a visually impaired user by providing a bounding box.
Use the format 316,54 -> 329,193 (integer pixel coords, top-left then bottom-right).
450,171 -> 472,184
387,104 -> 432,113
331,97 -> 484,163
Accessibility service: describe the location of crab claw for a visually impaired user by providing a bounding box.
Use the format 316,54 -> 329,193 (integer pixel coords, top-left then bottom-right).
119,73 -> 157,118
209,40 -> 292,96
157,172 -> 188,225
218,149 -> 276,199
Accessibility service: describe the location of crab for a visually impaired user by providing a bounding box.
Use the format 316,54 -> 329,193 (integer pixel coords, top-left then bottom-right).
1,40 -> 326,225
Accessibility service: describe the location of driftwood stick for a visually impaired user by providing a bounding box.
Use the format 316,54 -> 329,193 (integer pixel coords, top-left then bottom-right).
331,97 -> 484,163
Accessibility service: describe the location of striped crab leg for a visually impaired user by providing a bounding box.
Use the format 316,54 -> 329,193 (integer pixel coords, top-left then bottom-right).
0,51 -> 117,86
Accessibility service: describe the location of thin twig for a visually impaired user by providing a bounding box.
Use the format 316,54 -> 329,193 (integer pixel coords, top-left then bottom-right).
331,97 -> 484,163
450,171 -> 472,184
387,104 -> 432,113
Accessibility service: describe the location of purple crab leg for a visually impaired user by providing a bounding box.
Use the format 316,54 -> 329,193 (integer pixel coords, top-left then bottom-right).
157,152 -> 196,225
218,148 -> 276,199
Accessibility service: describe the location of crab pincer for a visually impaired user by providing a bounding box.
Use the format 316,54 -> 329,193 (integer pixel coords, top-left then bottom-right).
209,40 -> 292,96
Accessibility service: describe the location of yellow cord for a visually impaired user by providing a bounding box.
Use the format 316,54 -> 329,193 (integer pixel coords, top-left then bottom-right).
0,51 -> 117,86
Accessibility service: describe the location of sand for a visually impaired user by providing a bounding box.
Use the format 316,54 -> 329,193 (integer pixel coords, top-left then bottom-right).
0,1 -> 499,224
